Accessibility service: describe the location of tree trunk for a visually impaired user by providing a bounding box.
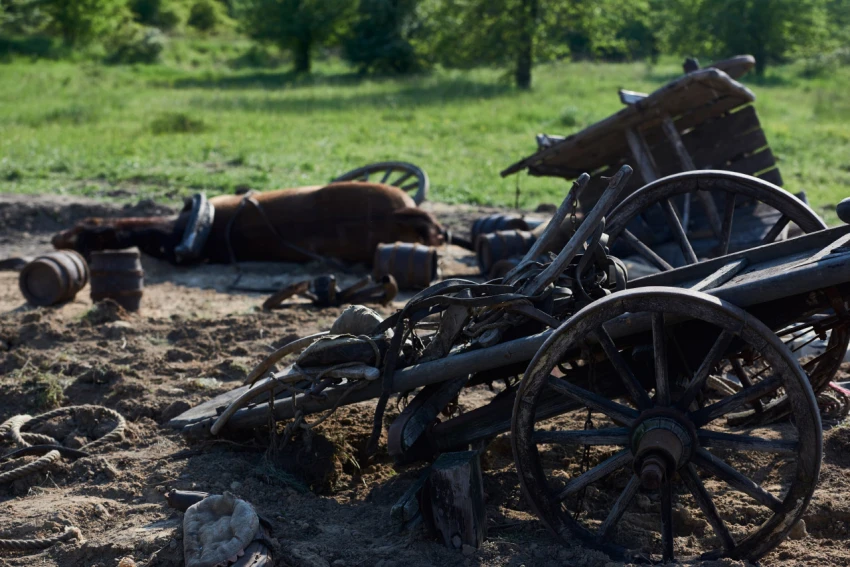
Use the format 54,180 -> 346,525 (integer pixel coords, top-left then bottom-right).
293,37 -> 312,74
754,44 -> 766,76
514,0 -> 538,89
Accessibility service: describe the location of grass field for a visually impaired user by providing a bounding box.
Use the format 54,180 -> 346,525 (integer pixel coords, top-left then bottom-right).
1,42 -> 848,222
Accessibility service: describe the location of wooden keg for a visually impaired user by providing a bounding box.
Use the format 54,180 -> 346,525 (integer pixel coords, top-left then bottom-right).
475,230 -> 536,275
373,243 -> 439,290
89,249 -> 144,312
18,250 -> 89,306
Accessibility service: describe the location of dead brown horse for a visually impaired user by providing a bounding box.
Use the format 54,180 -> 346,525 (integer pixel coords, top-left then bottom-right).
52,182 -> 452,265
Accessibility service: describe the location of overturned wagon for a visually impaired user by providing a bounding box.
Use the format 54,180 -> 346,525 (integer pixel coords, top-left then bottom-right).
171,165 -> 850,563
498,57 -> 826,278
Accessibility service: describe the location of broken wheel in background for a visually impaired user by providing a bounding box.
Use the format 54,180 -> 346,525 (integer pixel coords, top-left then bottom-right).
333,161 -> 429,205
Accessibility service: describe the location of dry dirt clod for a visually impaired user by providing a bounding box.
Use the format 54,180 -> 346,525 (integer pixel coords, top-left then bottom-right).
788,519 -> 808,540
289,546 -> 331,567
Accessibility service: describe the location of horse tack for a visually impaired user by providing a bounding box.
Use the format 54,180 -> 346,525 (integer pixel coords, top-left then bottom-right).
174,193 -> 215,265
262,274 -> 398,310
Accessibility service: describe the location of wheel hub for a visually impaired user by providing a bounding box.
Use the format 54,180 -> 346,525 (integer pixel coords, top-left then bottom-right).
630,410 -> 697,490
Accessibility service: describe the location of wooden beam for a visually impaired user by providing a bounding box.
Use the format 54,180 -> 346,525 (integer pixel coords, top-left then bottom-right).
423,451 -> 486,549
625,127 -> 659,184
661,114 -> 723,238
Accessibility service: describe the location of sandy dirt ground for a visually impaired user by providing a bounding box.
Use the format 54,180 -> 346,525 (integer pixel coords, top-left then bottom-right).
0,194 -> 848,567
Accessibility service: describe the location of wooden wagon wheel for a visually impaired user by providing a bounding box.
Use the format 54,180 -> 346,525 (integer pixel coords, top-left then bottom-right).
511,287 -> 821,563
605,170 -> 827,272
332,161 -> 428,205
605,170 -> 847,406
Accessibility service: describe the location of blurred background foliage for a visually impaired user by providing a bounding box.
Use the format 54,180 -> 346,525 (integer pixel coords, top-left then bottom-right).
1,0 -> 848,83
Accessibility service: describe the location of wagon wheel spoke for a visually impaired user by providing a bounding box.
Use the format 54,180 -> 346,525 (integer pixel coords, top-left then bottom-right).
596,473 -> 641,540
728,357 -> 763,413
691,375 -> 782,426
652,312 -> 671,406
660,477 -> 674,562
591,327 -> 653,410
391,171 -> 414,187
547,376 -> 640,426
533,427 -> 630,446
719,192 -> 736,256
676,330 -> 737,410
621,229 -> 674,271
379,168 -> 394,183
761,214 -> 791,245
692,448 -> 783,511
697,429 -> 797,454
401,181 -> 420,192
680,464 -> 736,552
681,193 -> 692,233
660,198 -> 698,265
555,449 -> 632,500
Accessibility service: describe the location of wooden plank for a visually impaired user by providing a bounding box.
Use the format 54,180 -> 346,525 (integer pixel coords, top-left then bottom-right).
387,377 -> 468,460
391,468 -> 430,530
682,105 -> 760,151
661,115 -> 696,170
691,128 -> 769,169
423,451 -> 486,549
503,70 -> 754,179
726,147 -> 778,176
431,391 -> 581,452
660,114 -> 723,236
672,95 -> 751,139
625,127 -> 659,184
708,55 -> 756,80
631,225 -> 850,290
690,258 -> 749,292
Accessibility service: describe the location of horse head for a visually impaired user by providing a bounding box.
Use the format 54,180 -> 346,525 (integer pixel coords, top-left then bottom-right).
52,215 -> 183,261
390,207 -> 446,248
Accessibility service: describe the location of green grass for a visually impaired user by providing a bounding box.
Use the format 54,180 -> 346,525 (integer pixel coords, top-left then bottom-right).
0,46 -> 848,222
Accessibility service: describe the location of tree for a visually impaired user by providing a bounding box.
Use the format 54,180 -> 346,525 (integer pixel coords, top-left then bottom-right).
344,0 -> 425,75
237,0 -> 352,73
419,0 -> 567,88
514,0 -> 537,88
43,0 -> 126,47
666,0 -> 830,75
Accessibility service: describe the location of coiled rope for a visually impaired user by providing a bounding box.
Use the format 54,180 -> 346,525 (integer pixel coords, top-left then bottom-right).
0,405 -> 126,552
0,527 -> 82,551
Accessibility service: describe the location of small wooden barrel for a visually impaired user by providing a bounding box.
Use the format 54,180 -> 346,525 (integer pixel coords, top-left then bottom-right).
19,250 -> 89,306
475,230 -> 536,275
373,243 -> 439,290
470,214 -> 545,243
89,249 -> 144,312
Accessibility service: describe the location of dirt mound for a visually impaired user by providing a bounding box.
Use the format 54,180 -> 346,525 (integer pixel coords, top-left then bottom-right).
0,194 -> 176,235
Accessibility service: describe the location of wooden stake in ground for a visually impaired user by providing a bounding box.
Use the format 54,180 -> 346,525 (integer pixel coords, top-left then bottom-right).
422,450 -> 486,549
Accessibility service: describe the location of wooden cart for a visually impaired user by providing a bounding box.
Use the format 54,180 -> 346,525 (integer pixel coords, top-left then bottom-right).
500,58 -> 823,271
171,166 -> 850,563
